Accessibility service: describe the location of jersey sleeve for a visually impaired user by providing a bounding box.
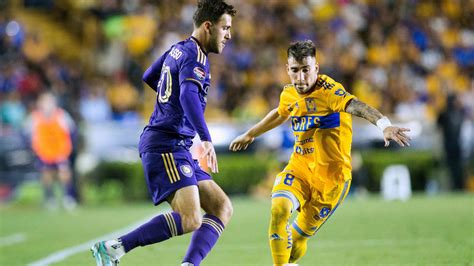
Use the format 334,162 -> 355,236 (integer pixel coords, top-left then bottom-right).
180,81 -> 211,141
178,48 -> 205,90
142,49 -> 170,91
277,89 -> 292,118
327,84 -> 356,112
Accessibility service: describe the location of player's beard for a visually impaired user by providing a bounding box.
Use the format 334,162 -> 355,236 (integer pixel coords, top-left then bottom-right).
295,82 -> 316,95
295,85 -> 307,94
208,28 -> 220,53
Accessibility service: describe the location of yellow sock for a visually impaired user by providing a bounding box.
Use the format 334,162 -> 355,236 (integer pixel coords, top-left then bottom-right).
289,226 -> 309,263
268,197 -> 293,266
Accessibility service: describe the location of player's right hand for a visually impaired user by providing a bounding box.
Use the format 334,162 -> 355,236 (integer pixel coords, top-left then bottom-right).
229,133 -> 255,151
200,141 -> 219,173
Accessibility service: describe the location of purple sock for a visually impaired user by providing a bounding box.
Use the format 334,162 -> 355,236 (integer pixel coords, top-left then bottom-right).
64,183 -> 75,198
182,214 -> 225,266
120,212 -> 183,252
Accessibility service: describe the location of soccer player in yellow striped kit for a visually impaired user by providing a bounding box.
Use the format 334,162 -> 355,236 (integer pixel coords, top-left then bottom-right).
230,40 -> 411,266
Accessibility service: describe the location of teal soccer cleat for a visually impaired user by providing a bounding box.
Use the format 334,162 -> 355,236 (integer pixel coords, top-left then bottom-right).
91,241 -> 120,266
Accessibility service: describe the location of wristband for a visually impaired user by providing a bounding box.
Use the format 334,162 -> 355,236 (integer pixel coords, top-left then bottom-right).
376,116 -> 392,131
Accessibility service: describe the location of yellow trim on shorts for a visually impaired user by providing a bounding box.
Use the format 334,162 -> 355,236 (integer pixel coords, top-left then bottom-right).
162,153 -> 180,183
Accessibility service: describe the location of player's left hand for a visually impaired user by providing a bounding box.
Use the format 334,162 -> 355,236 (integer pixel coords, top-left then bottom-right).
383,126 -> 411,147
200,141 -> 219,173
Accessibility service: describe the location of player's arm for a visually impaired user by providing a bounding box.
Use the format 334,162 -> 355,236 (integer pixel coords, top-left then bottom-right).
180,80 -> 218,173
180,81 -> 212,142
142,50 -> 170,91
345,99 -> 411,147
229,108 -> 289,151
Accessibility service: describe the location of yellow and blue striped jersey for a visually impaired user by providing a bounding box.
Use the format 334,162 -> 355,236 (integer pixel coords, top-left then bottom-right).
277,74 -> 356,183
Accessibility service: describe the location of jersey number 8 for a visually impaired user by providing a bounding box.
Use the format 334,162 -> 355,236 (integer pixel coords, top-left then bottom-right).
284,174 -> 295,186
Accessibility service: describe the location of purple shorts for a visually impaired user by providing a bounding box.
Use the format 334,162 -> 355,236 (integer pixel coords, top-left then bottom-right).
140,150 -> 212,205
38,159 -> 70,170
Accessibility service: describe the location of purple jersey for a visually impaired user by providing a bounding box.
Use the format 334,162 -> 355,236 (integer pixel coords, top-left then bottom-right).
140,37 -> 211,153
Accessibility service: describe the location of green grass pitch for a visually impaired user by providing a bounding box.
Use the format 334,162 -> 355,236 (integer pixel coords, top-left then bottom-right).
0,194 -> 472,265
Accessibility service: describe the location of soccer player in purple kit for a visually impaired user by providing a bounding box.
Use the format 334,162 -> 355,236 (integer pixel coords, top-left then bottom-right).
91,1 -> 236,265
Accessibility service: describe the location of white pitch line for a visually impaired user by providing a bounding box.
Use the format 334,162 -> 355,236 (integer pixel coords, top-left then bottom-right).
27,214 -> 156,266
0,233 -> 27,247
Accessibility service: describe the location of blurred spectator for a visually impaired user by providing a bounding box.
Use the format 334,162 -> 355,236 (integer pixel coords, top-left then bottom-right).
22,32 -> 50,63
106,73 -> 140,122
24,0 -> 54,9
394,89 -> 428,122
24,92 -> 77,210
0,91 -> 26,129
80,79 -> 112,124
437,93 -> 466,190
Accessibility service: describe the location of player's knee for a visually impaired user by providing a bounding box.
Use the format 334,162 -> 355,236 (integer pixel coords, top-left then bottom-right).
205,195 -> 233,225
218,198 -> 233,225
181,212 -> 202,233
270,199 -> 292,225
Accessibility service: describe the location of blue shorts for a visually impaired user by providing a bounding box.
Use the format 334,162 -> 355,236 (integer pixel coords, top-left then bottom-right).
141,149 -> 212,205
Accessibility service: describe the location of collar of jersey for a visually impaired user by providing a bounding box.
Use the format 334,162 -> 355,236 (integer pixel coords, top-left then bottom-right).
190,36 -> 208,56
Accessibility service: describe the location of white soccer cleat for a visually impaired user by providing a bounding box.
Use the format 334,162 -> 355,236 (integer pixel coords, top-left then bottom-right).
91,240 -> 121,266
62,196 -> 77,211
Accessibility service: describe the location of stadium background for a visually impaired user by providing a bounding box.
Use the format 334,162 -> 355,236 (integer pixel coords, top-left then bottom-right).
0,0 -> 473,265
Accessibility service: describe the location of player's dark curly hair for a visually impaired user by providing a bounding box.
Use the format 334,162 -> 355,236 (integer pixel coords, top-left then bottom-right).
193,0 -> 237,27
287,40 -> 317,61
